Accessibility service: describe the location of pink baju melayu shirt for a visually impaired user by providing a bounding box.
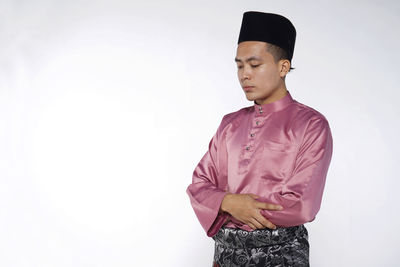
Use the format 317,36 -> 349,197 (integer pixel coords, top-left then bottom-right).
186,90 -> 333,237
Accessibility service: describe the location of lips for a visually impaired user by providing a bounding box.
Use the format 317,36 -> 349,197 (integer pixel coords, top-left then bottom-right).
243,86 -> 254,92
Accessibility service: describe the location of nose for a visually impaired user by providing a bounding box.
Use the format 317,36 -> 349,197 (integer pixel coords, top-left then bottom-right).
240,65 -> 251,82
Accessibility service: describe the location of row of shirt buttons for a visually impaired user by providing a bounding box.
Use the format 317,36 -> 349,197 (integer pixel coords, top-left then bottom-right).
238,106 -> 265,172
246,133 -> 256,150
245,106 -> 263,152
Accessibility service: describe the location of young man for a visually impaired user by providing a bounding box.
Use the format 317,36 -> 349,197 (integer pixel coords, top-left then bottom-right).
186,11 -> 333,266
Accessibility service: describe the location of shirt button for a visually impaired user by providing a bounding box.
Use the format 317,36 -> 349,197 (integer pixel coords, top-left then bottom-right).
245,146 -> 250,150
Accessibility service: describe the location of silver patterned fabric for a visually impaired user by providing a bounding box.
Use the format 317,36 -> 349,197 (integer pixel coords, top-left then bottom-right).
212,225 -> 309,267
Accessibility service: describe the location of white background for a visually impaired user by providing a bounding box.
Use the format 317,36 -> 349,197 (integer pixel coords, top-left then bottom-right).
1,0 -> 399,266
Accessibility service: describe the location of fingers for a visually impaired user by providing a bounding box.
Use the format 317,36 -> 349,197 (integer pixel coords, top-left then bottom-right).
248,222 -> 257,230
247,216 -> 276,230
254,213 -> 277,230
255,201 -> 283,211
249,218 -> 264,229
248,193 -> 259,199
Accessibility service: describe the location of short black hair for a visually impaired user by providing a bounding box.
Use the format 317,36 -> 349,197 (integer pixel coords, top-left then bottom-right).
266,43 -> 295,72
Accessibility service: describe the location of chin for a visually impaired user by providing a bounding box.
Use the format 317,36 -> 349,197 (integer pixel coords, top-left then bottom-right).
245,96 -> 255,102
244,93 -> 258,101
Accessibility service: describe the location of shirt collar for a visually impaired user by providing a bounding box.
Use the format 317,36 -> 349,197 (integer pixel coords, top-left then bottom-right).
253,90 -> 294,116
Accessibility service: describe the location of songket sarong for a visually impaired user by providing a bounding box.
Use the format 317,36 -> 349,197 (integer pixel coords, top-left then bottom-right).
212,224 -> 309,267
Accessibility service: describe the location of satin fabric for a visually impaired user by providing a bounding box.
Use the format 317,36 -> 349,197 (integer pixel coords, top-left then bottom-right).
186,90 -> 333,237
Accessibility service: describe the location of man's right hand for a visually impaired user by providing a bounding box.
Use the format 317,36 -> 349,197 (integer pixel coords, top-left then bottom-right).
220,193 -> 283,230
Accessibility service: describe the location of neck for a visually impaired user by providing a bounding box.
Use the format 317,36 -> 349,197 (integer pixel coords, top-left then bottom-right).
255,84 -> 288,105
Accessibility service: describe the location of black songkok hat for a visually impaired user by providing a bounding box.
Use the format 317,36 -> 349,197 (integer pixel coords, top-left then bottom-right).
238,11 -> 296,61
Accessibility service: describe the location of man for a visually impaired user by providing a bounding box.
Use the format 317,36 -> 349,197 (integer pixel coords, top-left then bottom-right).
186,11 -> 333,266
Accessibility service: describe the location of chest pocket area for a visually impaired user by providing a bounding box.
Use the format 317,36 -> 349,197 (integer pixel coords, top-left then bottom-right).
258,141 -> 297,183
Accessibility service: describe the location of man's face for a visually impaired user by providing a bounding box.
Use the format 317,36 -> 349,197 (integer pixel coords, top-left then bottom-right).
235,41 -> 287,105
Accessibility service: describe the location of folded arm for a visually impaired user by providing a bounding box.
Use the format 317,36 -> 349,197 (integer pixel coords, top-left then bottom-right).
186,116 -> 230,237
260,117 -> 333,226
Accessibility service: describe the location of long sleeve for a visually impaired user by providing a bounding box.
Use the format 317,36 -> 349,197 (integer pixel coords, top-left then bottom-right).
186,116 -> 230,237
260,117 -> 333,227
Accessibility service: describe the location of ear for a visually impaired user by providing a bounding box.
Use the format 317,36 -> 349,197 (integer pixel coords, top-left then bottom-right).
279,59 -> 291,78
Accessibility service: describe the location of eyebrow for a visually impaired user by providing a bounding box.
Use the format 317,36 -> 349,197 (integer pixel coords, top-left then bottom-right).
234,56 -> 262,63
